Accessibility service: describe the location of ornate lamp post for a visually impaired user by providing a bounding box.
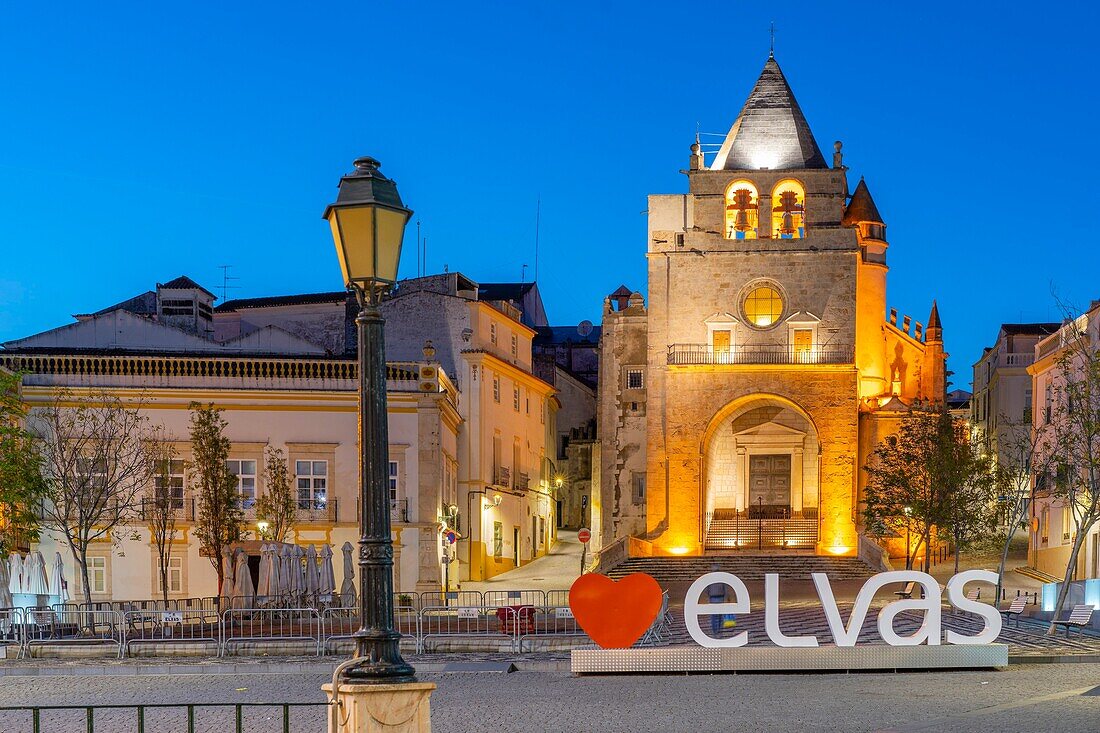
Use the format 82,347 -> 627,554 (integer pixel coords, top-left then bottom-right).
324,156 -> 415,683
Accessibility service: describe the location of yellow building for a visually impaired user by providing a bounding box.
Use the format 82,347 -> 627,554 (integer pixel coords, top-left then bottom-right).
598,55 -> 945,559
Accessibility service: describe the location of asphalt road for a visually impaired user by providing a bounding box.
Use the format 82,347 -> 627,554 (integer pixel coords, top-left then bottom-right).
0,664 -> 1097,732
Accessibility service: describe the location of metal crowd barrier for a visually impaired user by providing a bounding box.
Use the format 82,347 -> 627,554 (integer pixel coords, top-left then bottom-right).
516,605 -> 587,652
0,608 -> 24,652
22,608 -> 123,659
1,589 -> 582,660
321,605 -> 419,654
122,608 -> 222,657
220,608 -> 321,657
420,605 -> 514,652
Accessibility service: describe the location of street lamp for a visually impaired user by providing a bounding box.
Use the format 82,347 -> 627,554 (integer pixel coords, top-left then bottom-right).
324,156 -> 414,684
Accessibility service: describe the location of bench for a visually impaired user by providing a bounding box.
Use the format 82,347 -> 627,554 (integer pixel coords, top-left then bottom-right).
1053,605 -> 1094,637
999,596 -> 1028,627
894,582 -> 915,599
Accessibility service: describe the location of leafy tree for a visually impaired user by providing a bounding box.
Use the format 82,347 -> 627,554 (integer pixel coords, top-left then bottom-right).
188,403 -> 242,595
147,440 -> 182,605
863,407 -> 992,571
255,446 -> 295,543
0,370 -> 46,553
31,390 -> 160,604
937,418 -> 999,575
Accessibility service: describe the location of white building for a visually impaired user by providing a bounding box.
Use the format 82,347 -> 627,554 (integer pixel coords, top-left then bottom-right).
2,272 -> 557,601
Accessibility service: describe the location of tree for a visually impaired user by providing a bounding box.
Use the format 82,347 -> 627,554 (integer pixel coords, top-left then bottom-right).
147,439 -> 182,605
863,407 -> 992,572
30,390 -> 160,604
188,403 -> 243,596
937,419 -> 999,575
988,418 -> 1049,606
864,410 -> 946,570
255,446 -> 295,543
0,370 -> 46,554
1034,315 -> 1100,634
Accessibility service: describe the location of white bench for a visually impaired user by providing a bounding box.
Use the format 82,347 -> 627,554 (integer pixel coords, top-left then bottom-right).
1052,604 -> 1094,637
999,596 -> 1027,627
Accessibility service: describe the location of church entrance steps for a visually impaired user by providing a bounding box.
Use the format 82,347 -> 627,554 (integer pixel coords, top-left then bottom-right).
605,555 -> 875,583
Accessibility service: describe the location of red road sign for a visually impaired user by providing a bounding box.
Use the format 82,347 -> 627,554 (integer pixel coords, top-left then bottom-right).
578,528 -> 591,543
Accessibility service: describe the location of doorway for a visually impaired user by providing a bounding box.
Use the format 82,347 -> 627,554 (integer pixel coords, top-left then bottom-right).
512,527 -> 520,566
748,454 -> 791,516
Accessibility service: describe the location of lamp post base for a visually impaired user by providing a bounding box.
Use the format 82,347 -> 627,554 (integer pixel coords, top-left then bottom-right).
323,681 -> 436,733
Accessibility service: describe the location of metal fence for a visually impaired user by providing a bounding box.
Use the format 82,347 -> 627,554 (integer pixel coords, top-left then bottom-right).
1,589 -> 588,659
0,702 -> 329,733
122,608 -> 222,657
221,608 -> 321,656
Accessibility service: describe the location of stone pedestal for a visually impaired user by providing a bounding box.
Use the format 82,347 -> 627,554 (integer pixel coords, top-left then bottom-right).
322,682 -> 436,733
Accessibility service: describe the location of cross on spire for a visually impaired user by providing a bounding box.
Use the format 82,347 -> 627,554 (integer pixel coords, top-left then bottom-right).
769,21 -> 775,57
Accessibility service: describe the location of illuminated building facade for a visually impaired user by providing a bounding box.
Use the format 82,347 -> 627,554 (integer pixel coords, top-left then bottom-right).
598,56 -> 946,557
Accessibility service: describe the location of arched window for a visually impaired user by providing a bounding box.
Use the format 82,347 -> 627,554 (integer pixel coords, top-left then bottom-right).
724,180 -> 759,240
771,180 -> 806,239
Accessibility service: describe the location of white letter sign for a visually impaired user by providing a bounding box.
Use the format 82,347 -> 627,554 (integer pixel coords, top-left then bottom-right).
684,572 -> 750,648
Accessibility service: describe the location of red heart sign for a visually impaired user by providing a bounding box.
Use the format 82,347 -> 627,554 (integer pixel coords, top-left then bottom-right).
569,573 -> 663,649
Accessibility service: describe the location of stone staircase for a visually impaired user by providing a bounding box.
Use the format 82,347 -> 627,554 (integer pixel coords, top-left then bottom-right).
606,555 -> 875,583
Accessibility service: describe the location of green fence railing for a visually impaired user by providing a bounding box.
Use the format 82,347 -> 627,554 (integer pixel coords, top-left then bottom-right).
0,702 -> 330,733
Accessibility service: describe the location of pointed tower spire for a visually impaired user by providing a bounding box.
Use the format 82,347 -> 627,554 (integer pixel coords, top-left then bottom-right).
842,177 -> 885,227
926,300 -> 942,342
711,56 -> 828,171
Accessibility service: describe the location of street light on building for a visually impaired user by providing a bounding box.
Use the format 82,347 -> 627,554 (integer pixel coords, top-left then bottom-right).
324,155 -> 414,684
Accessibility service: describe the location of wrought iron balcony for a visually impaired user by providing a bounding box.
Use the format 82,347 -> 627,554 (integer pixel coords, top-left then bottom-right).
494,467 -> 511,488
295,498 -> 338,523
667,343 -> 854,366
516,472 -> 530,491
391,498 -> 409,523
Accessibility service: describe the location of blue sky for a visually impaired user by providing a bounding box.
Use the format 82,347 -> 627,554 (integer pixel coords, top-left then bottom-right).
2,1 -> 1098,387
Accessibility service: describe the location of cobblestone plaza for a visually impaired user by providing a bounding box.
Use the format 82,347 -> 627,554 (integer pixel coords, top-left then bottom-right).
0,663 -> 1098,733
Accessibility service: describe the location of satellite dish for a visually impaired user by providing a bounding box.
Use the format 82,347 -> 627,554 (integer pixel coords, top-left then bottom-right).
577,320 -> 593,337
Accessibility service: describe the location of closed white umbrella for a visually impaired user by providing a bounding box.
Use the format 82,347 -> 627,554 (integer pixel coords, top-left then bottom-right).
25,551 -> 49,596
49,552 -> 69,605
232,551 -> 254,609
279,544 -> 296,600
256,544 -> 272,598
340,541 -> 356,607
269,544 -> 284,601
318,545 -> 336,599
7,554 -> 24,596
220,549 -> 237,609
291,545 -> 306,600
304,545 -> 320,601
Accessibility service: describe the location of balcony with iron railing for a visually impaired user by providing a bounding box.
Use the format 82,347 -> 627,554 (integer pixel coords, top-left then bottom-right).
493,466 -> 511,488
390,498 -> 409,523
667,343 -> 854,366
0,352 -> 457,397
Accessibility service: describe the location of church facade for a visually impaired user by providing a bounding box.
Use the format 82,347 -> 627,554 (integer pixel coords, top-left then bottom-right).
598,56 -> 945,558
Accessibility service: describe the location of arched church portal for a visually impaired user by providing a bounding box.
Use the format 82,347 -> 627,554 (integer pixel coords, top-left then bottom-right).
703,397 -> 820,550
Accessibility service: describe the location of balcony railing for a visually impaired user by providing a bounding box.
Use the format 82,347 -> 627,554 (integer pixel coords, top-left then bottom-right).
391,498 -> 409,523
668,343 -> 854,366
295,498 -> 338,523
494,467 -> 511,488
516,472 -> 530,491
0,352 -> 451,395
